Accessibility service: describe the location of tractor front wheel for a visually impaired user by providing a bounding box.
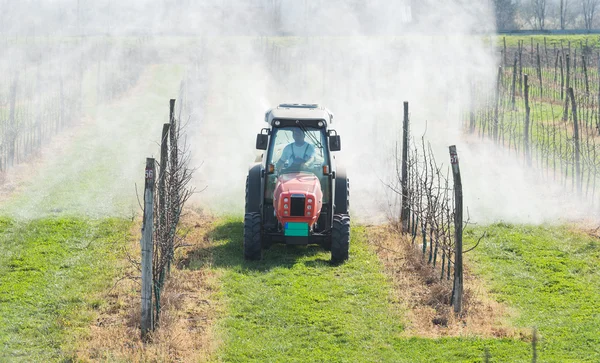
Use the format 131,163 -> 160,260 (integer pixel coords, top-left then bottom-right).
244,212 -> 262,260
331,214 -> 350,263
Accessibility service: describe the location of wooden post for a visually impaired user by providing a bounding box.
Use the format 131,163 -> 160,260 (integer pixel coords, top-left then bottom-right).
597,54 -> 600,124
168,99 -> 178,264
583,55 -> 589,95
530,38 -> 534,64
449,146 -> 463,314
536,43 -> 543,98
400,101 -> 410,233
494,66 -> 502,142
560,54 -> 564,100
469,82 -> 475,133
8,76 -> 18,169
564,54 -> 570,122
568,87 -> 582,195
141,158 -> 155,338
518,41 -> 523,92
525,75 -> 531,167
512,55 -> 518,109
503,36 -> 507,66
544,37 -> 549,66
159,123 -> 170,271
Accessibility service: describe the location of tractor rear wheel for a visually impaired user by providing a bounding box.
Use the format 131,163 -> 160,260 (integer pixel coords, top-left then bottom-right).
244,212 -> 262,260
245,164 -> 261,214
331,214 -> 350,263
334,169 -> 349,214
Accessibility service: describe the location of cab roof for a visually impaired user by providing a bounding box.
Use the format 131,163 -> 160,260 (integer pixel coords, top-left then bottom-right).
265,104 -> 334,127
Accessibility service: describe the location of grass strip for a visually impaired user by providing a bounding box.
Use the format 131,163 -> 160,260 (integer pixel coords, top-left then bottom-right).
198,218 -> 533,362
0,217 -> 132,362
466,223 -> 600,362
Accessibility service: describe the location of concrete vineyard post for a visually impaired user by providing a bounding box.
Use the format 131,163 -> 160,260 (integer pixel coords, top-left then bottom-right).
160,123 -> 170,272
524,74 -> 531,167
168,99 -> 177,267
494,66 -> 501,142
449,145 -> 463,314
141,158 -> 155,337
536,43 -> 543,98
512,56 -> 518,109
503,37 -> 507,67
563,54 -> 570,122
568,87 -> 582,195
518,41 -> 523,93
401,101 -> 410,233
583,55 -> 589,95
8,77 -> 17,169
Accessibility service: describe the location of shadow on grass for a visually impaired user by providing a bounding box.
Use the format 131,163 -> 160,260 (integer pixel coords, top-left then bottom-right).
182,220 -> 333,272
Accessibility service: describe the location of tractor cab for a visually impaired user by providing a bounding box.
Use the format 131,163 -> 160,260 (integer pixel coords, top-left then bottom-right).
245,104 -> 350,262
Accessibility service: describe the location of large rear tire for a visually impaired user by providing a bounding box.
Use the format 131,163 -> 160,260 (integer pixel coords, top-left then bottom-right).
244,212 -> 262,261
245,164 -> 262,214
334,169 -> 349,215
331,214 -> 350,263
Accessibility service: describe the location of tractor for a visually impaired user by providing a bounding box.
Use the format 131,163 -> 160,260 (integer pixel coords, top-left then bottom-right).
245,104 -> 350,262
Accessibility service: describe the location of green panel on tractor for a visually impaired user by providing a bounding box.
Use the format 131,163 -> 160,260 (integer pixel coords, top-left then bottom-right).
284,222 -> 309,237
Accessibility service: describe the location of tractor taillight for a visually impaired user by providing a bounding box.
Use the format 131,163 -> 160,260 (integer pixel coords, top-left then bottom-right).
323,165 -> 330,175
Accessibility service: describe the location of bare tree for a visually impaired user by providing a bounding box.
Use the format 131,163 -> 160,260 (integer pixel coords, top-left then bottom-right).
494,0 -> 518,30
532,0 -> 548,30
582,0 -> 599,29
560,0 -> 570,29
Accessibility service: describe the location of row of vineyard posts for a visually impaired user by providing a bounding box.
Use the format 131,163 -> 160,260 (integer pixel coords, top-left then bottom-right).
396,101 -> 543,362
140,99 -> 194,338
471,37 -> 600,201
396,102 -> 466,314
0,37 -> 150,174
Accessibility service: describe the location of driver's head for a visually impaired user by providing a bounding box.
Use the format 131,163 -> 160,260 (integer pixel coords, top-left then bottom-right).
293,128 -> 305,144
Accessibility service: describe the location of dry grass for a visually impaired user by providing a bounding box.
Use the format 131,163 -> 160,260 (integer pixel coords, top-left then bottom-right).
74,210 -> 221,362
366,224 -> 522,339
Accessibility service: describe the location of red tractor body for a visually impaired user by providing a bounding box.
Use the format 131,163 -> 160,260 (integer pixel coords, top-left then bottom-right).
273,172 -> 323,228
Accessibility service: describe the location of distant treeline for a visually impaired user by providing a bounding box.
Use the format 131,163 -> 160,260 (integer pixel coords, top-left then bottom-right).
494,0 -> 600,32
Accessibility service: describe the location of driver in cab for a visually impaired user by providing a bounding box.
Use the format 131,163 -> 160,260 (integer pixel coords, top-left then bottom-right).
276,128 -> 315,172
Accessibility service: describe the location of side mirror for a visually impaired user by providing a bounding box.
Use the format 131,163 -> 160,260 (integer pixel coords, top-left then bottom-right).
256,134 -> 268,150
329,135 -> 341,152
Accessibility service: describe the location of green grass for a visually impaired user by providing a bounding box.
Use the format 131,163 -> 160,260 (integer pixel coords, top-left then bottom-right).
5,215 -> 596,362
191,217 -> 534,362
498,34 -> 600,49
466,223 -> 600,362
0,216 -> 132,362
208,219 -> 403,362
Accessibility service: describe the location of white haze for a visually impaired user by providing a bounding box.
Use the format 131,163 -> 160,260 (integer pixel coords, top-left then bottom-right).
0,1 -> 590,223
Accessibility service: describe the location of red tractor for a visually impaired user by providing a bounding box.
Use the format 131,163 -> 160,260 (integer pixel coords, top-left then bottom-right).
245,104 -> 350,262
